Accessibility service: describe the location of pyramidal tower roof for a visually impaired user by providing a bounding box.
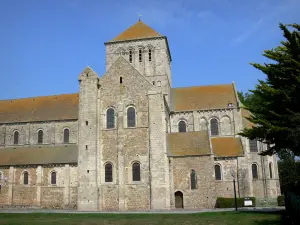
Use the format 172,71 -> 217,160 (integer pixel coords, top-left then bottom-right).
109,20 -> 162,42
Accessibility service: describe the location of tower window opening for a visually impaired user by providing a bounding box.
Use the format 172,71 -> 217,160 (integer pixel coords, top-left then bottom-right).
120,77 -> 123,84
139,49 -> 142,62
149,49 -> 152,61
129,50 -> 132,63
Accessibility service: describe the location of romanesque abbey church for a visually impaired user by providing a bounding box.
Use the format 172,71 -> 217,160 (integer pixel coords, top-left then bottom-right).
0,20 -> 280,211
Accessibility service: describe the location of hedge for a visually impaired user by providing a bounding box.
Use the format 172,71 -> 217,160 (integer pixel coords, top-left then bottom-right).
215,197 -> 256,208
277,195 -> 285,206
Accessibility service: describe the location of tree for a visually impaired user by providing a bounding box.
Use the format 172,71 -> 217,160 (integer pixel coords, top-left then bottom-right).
239,23 -> 300,157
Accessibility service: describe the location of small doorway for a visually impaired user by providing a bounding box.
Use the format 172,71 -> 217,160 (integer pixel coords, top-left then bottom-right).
175,191 -> 184,209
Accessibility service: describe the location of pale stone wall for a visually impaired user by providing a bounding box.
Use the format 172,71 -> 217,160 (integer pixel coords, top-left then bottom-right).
170,109 -> 237,136
0,164 -> 77,208
0,121 -> 78,147
170,156 -> 216,209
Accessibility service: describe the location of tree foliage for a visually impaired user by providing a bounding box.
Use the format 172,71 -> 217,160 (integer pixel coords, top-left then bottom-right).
239,23 -> 300,156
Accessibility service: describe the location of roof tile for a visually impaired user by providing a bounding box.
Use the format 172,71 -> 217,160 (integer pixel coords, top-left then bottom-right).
211,137 -> 243,157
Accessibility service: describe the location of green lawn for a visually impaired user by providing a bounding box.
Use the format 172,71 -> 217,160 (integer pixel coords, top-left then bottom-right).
0,211 -> 284,225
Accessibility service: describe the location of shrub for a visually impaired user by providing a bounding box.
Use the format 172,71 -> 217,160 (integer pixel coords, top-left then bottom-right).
216,197 -> 256,208
277,195 -> 285,206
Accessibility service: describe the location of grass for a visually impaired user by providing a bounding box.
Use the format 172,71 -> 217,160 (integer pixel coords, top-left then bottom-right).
0,211 -> 285,225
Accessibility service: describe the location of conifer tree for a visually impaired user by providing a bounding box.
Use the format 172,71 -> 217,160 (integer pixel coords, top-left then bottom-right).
240,23 -> 300,156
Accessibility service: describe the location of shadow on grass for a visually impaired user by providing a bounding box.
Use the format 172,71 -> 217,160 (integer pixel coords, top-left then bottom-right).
240,210 -> 292,225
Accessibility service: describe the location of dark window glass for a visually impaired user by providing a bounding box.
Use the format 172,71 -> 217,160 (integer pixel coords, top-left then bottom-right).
250,139 -> 258,152
14,131 -> 19,145
127,107 -> 136,127
38,130 -> 43,144
139,49 -> 142,62
105,163 -> 113,182
149,49 -> 152,61
63,129 -> 69,143
215,165 -> 221,180
252,164 -> 258,179
210,118 -> 219,135
132,162 -> 140,181
23,172 -> 29,185
191,169 -> 197,189
107,108 -> 115,129
129,50 -> 132,63
269,162 -> 273,179
51,172 -> 56,185
178,121 -> 186,132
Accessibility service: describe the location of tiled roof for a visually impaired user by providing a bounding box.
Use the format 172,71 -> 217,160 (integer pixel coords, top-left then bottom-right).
109,20 -> 162,42
211,137 -> 244,157
0,93 -> 79,124
171,84 -> 238,111
241,108 -> 255,128
0,145 -> 78,166
167,131 -> 211,156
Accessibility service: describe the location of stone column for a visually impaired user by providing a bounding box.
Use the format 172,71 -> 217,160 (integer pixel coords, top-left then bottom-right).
36,165 -> 42,206
64,164 -> 70,207
8,166 -> 14,205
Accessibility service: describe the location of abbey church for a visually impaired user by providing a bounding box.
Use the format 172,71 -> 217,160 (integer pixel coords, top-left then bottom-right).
0,20 -> 280,211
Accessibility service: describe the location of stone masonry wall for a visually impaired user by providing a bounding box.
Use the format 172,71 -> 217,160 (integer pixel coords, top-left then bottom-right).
0,164 -> 77,208
170,156 -> 215,209
0,120 -> 78,147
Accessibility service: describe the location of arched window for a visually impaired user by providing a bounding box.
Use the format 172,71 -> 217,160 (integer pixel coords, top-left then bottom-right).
127,107 -> 136,128
63,128 -> 69,143
139,49 -> 142,62
210,118 -> 219,136
269,162 -> 273,179
249,139 -> 258,152
106,108 -> 115,129
51,171 -> 57,185
178,121 -> 187,132
190,169 -> 197,189
23,171 -> 29,185
132,162 -> 141,181
252,164 -> 258,180
37,130 -> 43,144
129,49 -> 133,63
13,131 -> 19,145
105,163 -> 113,182
148,49 -> 152,62
215,165 -> 221,180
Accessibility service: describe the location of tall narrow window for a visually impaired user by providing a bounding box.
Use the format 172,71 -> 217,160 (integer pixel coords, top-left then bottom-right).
129,50 -> 132,63
269,162 -> 273,179
51,171 -> 57,185
132,162 -> 140,181
106,108 -> 115,129
139,49 -> 142,62
249,139 -> 258,152
148,49 -> 152,61
14,131 -> 19,145
178,121 -> 187,132
105,163 -> 113,182
0,172 -> 2,180
215,165 -> 221,180
38,130 -> 43,144
210,118 -> 219,135
63,128 -> 69,143
190,169 -> 197,189
23,171 -> 29,185
252,164 -> 258,180
127,107 -> 136,128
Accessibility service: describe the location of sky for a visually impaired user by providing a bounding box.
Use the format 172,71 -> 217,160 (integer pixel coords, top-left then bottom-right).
0,0 -> 299,100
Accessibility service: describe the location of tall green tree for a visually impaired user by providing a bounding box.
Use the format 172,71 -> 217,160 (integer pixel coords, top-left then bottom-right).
239,23 -> 300,156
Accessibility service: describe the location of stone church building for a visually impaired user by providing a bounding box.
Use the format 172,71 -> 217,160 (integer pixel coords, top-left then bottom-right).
0,20 -> 280,211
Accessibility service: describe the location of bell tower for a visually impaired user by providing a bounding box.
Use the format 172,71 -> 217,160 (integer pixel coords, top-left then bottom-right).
104,20 -> 172,103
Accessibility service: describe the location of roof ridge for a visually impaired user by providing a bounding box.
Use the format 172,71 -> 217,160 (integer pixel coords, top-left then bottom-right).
172,83 -> 233,90
0,93 -> 79,102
